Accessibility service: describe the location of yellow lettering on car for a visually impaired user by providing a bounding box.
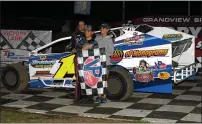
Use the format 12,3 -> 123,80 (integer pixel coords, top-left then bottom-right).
53,54 -> 75,78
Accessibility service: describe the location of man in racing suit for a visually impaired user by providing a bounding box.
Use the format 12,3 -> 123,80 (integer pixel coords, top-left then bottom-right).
70,20 -> 87,103
70,20 -> 86,53
72,23 -> 98,103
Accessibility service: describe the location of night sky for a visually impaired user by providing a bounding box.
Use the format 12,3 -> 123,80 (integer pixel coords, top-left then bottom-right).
1,1 -> 201,32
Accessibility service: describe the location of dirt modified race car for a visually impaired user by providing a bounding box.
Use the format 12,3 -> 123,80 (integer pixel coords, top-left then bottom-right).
1,24 -> 198,101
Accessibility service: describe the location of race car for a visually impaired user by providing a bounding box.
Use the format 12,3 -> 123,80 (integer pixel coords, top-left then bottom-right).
1,24 -> 198,101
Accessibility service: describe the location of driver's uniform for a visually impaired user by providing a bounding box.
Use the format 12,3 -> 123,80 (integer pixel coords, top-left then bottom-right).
70,31 -> 85,101
71,31 -> 85,51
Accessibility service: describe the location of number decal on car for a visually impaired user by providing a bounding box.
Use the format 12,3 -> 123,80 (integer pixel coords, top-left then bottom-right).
53,54 -> 75,78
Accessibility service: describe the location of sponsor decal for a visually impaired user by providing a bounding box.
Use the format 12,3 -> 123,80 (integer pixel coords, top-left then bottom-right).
31,56 -> 56,68
83,57 -> 102,87
35,71 -> 51,75
125,49 -> 169,58
110,49 -> 124,64
53,54 -> 75,78
124,33 -> 144,45
158,72 -> 170,80
133,60 -> 154,83
162,33 -> 183,41
154,61 -> 167,69
2,50 -> 29,60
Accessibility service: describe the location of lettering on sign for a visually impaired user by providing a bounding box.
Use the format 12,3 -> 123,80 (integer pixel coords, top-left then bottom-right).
125,49 -> 169,58
1,30 -> 26,41
196,41 -> 202,49
142,17 -> 202,23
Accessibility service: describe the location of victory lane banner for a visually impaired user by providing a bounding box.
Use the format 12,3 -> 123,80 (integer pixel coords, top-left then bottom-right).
77,48 -> 107,96
0,30 -> 52,67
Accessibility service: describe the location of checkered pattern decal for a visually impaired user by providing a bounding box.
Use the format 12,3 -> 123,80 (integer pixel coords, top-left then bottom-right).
0,37 -> 9,49
77,48 -> 107,95
16,32 -> 46,51
0,33 -> 13,49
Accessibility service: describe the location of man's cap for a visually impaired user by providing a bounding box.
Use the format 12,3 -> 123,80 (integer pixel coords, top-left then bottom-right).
100,23 -> 110,29
85,25 -> 93,31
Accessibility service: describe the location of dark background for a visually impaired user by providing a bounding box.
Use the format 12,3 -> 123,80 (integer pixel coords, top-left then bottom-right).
1,1 -> 202,33
0,1 -> 202,53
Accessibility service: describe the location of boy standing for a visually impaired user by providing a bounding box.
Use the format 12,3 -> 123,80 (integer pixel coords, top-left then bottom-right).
95,23 -> 114,103
75,25 -> 98,104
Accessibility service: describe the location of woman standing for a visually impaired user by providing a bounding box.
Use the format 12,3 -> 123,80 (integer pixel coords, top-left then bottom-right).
95,23 -> 114,103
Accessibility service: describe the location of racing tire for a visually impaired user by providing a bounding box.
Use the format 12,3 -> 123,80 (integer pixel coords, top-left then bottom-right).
106,68 -> 134,101
1,63 -> 29,92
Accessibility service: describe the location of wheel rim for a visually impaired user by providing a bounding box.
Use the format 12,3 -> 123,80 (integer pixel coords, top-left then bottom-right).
107,76 -> 123,95
5,71 -> 17,86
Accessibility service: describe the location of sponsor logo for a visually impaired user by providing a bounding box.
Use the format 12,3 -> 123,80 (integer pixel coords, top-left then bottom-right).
83,57 -> 102,87
2,50 -> 28,59
168,27 -> 201,39
31,56 -> 56,68
133,60 -> 154,83
158,72 -> 170,80
154,61 -> 167,69
35,71 -> 51,75
162,33 -> 183,41
135,73 -> 154,83
110,49 -> 124,64
125,49 -> 169,58
124,33 -> 144,45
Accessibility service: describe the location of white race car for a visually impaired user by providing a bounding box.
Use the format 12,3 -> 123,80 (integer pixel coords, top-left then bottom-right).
1,24 -> 198,101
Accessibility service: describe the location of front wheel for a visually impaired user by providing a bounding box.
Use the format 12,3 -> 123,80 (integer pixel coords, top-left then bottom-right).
106,68 -> 134,101
1,63 -> 29,92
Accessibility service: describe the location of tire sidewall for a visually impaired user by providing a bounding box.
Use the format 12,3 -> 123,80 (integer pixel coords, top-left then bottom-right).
1,67 -> 20,91
106,69 -> 130,100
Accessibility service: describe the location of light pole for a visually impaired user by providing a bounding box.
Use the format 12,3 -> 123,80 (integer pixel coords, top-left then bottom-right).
122,1 -> 125,21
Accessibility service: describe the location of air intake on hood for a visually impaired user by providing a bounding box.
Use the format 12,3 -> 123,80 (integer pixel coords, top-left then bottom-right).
135,24 -> 154,33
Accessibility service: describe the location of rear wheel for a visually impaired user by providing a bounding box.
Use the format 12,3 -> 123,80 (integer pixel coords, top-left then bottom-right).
1,63 -> 29,92
106,68 -> 134,101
